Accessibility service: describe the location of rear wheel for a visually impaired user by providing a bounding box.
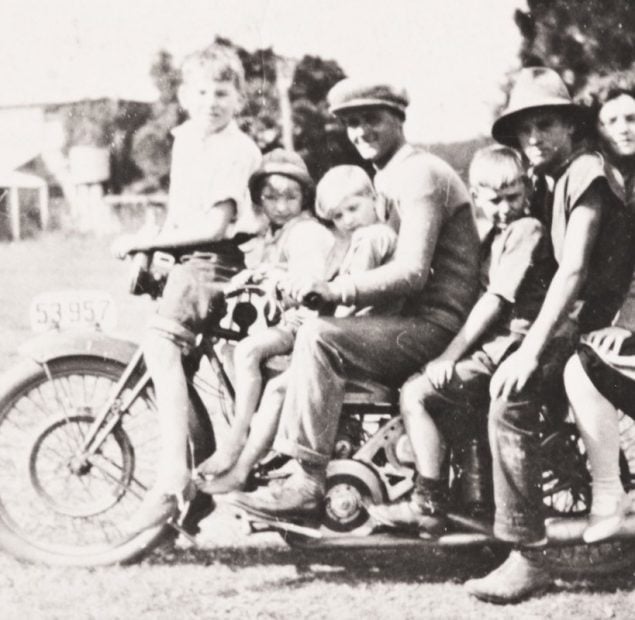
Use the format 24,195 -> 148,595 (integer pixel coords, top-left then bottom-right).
0,355 -> 168,565
540,414 -> 635,576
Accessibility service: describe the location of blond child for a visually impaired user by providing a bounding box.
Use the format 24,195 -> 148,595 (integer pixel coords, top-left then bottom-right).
369,145 -> 554,536
197,165 -> 398,494
128,45 -> 263,532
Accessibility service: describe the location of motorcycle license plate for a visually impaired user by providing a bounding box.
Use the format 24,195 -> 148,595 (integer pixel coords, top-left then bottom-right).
29,290 -> 117,333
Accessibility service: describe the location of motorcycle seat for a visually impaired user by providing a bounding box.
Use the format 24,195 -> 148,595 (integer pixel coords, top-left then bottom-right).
343,377 -> 397,406
264,356 -> 397,406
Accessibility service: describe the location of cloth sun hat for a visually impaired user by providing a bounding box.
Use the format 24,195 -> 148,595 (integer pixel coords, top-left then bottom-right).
327,78 -> 409,117
492,67 -> 586,147
249,148 -> 314,203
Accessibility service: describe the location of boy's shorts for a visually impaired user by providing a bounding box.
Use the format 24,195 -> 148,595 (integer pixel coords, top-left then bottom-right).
150,256 -> 230,350
415,326 -> 578,445
410,348 -> 498,445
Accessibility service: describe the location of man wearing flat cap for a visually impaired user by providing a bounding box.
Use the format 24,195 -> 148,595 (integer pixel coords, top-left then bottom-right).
228,77 -> 481,526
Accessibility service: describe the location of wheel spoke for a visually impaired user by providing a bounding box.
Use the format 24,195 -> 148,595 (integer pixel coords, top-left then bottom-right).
0,359 -> 162,558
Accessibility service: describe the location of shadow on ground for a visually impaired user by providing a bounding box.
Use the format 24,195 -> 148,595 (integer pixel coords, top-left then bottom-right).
143,537 -> 635,594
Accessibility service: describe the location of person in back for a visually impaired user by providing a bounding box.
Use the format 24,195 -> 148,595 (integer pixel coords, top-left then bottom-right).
466,67 -> 635,605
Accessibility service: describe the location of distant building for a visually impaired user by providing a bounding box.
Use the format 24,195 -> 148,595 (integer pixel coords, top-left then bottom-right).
0,95 -> 152,237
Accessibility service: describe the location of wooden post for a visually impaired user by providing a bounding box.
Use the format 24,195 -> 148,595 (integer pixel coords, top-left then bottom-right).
276,56 -> 297,151
9,186 -> 20,240
39,184 -> 49,231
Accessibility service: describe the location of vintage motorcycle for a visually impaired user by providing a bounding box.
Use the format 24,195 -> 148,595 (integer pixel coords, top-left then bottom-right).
1,239 -> 635,576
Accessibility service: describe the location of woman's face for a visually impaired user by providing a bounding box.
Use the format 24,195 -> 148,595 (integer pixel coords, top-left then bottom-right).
598,94 -> 635,159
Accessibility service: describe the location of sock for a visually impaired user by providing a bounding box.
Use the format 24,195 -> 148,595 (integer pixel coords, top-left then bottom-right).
591,475 -> 625,517
413,475 -> 447,512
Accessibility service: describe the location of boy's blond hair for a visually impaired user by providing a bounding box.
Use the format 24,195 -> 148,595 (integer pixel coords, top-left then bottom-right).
181,44 -> 246,94
316,165 -> 375,220
469,145 -> 526,191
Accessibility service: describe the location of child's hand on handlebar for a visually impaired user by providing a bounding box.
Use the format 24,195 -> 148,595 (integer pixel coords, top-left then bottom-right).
278,275 -> 338,307
229,269 -> 256,289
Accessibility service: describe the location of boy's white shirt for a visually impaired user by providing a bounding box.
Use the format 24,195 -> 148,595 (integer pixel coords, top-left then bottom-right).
166,119 -> 262,237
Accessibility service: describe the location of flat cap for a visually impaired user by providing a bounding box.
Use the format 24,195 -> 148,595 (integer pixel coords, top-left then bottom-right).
328,78 -> 409,116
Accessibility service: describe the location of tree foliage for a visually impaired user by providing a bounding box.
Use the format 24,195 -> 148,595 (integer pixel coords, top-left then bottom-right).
515,0 -> 635,94
128,38 -> 364,192
290,55 -> 368,181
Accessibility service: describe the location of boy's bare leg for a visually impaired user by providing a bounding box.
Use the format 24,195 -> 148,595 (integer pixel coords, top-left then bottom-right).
199,372 -> 288,494
199,328 -> 294,477
369,355 -> 492,533
124,330 -> 194,534
143,333 -> 191,494
400,373 -> 447,479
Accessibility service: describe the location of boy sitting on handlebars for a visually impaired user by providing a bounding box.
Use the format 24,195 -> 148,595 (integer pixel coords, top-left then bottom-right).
196,164 -> 399,494
369,145 -> 554,534
125,44 -> 263,532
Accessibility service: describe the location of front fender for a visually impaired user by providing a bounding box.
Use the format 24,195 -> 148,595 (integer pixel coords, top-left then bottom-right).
19,329 -> 140,367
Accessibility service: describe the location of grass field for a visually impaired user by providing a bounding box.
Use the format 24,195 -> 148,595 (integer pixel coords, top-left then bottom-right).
0,232 -> 635,619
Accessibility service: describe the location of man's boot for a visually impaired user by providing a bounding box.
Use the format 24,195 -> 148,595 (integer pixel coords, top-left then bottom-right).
225,459 -> 325,523
367,475 -> 448,537
465,549 -> 552,604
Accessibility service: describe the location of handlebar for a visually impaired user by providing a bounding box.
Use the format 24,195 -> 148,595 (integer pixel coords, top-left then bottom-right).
302,292 -> 325,311
133,236 -> 253,259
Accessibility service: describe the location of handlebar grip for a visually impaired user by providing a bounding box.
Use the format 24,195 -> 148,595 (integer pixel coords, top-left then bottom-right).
302,292 -> 324,311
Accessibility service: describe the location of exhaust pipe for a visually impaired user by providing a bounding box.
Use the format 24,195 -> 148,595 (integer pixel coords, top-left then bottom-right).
240,510 -> 635,549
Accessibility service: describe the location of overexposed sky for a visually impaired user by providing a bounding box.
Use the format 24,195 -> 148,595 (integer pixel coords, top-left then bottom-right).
0,0 -> 526,143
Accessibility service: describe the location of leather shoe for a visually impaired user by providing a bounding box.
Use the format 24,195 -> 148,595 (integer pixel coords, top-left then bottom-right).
368,500 -> 447,536
224,465 -> 324,523
465,550 -> 552,604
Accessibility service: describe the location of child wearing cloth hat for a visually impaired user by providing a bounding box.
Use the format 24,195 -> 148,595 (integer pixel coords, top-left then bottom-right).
196,149 -> 334,480
465,67 -> 635,605
196,163 -> 398,494
369,144 -> 554,536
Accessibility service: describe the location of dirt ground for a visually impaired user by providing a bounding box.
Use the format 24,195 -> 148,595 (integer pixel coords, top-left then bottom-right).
1,232 -> 635,619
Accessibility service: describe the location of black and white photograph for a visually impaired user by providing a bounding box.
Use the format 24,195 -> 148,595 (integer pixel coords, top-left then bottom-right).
1,1 -> 635,618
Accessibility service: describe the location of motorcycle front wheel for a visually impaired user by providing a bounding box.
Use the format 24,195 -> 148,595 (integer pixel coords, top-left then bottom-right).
0,355 -> 169,566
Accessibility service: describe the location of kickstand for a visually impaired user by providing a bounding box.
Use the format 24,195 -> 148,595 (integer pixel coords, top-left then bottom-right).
168,519 -> 199,546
